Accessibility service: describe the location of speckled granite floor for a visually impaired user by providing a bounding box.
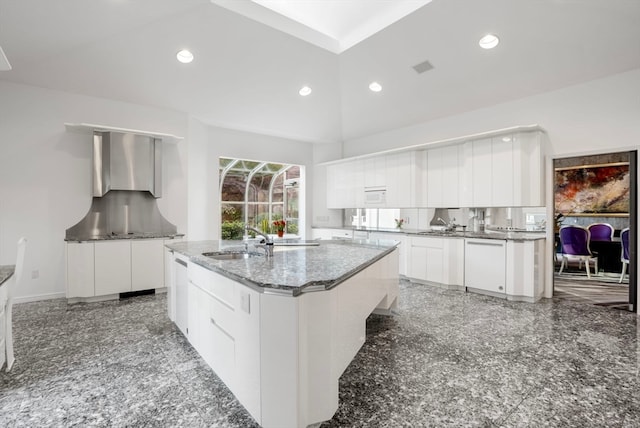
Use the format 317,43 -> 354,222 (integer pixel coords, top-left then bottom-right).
1,281 -> 638,427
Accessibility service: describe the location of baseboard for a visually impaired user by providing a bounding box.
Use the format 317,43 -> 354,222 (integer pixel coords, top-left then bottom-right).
14,292 -> 66,304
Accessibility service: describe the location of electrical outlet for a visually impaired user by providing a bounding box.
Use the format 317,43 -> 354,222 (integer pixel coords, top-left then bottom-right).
31,269 -> 39,279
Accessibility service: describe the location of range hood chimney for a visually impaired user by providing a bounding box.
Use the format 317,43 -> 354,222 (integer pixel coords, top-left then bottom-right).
94,131 -> 162,197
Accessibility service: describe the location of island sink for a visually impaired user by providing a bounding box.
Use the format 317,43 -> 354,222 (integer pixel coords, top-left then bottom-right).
202,250 -> 263,260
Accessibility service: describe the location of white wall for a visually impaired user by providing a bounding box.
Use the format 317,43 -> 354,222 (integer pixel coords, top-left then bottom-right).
343,69 -> 640,157
0,81 -> 188,302
187,124 -> 318,240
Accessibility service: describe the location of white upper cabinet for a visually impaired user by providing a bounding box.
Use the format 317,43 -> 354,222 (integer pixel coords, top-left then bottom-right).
387,151 -> 422,208
491,136 -> 515,207
471,138 -> 493,207
513,131 -> 545,206
363,156 -> 386,189
426,145 -> 462,208
466,131 -> 545,207
323,128 -> 545,210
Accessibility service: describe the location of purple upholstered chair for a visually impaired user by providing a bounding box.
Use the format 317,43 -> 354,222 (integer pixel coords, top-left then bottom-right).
559,225 -> 598,278
587,223 -> 614,241
619,228 -> 630,283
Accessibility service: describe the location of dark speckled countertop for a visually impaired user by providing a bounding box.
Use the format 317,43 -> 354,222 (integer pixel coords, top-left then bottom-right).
166,239 -> 399,296
0,265 -> 15,287
65,233 -> 185,242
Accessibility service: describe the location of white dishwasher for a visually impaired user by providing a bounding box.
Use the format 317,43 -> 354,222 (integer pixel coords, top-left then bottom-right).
464,238 -> 506,294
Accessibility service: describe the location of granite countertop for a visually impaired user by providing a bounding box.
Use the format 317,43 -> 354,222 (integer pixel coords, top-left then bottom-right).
321,226 -> 546,241
65,232 -> 185,242
0,265 -> 15,287
166,239 -> 399,296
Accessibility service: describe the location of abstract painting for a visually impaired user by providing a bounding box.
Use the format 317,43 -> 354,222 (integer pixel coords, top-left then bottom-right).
555,162 -> 630,216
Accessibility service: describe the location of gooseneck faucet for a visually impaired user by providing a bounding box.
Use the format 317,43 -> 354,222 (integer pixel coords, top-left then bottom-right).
245,225 -> 274,257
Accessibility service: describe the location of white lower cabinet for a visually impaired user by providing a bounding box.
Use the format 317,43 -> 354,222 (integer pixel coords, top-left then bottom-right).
186,263 -> 261,421
464,238 -> 507,294
131,239 -> 165,291
408,236 -> 464,286
95,241 -> 132,295
66,242 -> 95,298
66,238 -> 172,301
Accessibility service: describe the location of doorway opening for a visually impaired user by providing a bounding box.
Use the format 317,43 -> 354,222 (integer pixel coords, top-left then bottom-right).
552,151 -> 636,312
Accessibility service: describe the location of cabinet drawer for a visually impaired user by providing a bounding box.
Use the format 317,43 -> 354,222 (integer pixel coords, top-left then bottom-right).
209,293 -> 236,339
410,236 -> 444,248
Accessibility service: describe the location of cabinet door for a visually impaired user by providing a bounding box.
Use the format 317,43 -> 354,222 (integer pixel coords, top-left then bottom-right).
513,131 -> 544,206
363,156 -> 386,188
66,242 -> 95,298
131,239 -> 165,291
472,139 -> 492,206
386,152 -> 412,208
94,241 -> 131,295
409,245 -> 428,281
426,148 -> 443,207
491,137 -> 514,206
174,256 -> 189,336
441,145 -> 461,208
425,247 -> 444,284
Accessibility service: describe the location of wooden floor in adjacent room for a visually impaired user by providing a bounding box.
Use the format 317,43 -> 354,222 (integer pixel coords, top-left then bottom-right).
554,270 -> 629,310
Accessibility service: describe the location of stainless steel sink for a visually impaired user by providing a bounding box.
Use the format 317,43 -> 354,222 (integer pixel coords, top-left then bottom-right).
202,251 -> 262,260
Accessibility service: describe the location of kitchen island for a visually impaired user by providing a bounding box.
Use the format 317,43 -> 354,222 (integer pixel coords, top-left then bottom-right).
165,239 -> 400,428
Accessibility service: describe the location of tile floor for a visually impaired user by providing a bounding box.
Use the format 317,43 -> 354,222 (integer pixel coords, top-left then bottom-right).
1,281 -> 638,427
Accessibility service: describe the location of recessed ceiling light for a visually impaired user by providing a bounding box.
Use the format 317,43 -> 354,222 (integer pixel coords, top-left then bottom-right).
369,82 -> 382,92
299,86 -> 312,96
502,136 -> 512,142
479,34 -> 499,49
176,49 -> 194,64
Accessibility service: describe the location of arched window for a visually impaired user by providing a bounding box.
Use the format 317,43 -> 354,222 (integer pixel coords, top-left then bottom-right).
219,157 -> 301,240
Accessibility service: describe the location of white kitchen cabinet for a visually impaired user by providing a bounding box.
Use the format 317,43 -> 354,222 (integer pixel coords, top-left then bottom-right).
426,145 -> 462,208
408,236 -> 443,283
171,253 -> 189,336
94,240 -> 131,296
491,136 -> 514,207
66,238 -> 174,301
505,239 -> 546,302
131,239 -> 165,291
186,262 -> 261,422
66,242 -> 95,298
471,138 -> 493,207
363,156 -> 386,188
408,236 -> 464,286
386,152 -> 413,207
513,131 -> 545,206
464,238 -> 506,294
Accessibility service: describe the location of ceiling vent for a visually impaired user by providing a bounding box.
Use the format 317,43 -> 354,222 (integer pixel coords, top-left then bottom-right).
412,60 -> 434,74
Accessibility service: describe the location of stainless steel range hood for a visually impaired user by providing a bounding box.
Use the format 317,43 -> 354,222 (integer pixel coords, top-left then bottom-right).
65,130 -> 177,240
93,131 -> 162,197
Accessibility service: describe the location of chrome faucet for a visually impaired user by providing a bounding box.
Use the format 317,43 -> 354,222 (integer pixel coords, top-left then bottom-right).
245,225 -> 274,257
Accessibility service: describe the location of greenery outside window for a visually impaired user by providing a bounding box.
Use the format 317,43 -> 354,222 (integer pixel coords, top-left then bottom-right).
220,157 -> 301,240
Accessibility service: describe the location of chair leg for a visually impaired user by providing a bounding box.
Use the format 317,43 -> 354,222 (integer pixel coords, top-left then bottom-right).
559,256 -> 566,274
585,258 -> 591,279
619,263 -> 628,284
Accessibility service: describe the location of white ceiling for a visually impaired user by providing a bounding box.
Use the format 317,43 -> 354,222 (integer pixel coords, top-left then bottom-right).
0,0 -> 639,144
212,0 -> 432,53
